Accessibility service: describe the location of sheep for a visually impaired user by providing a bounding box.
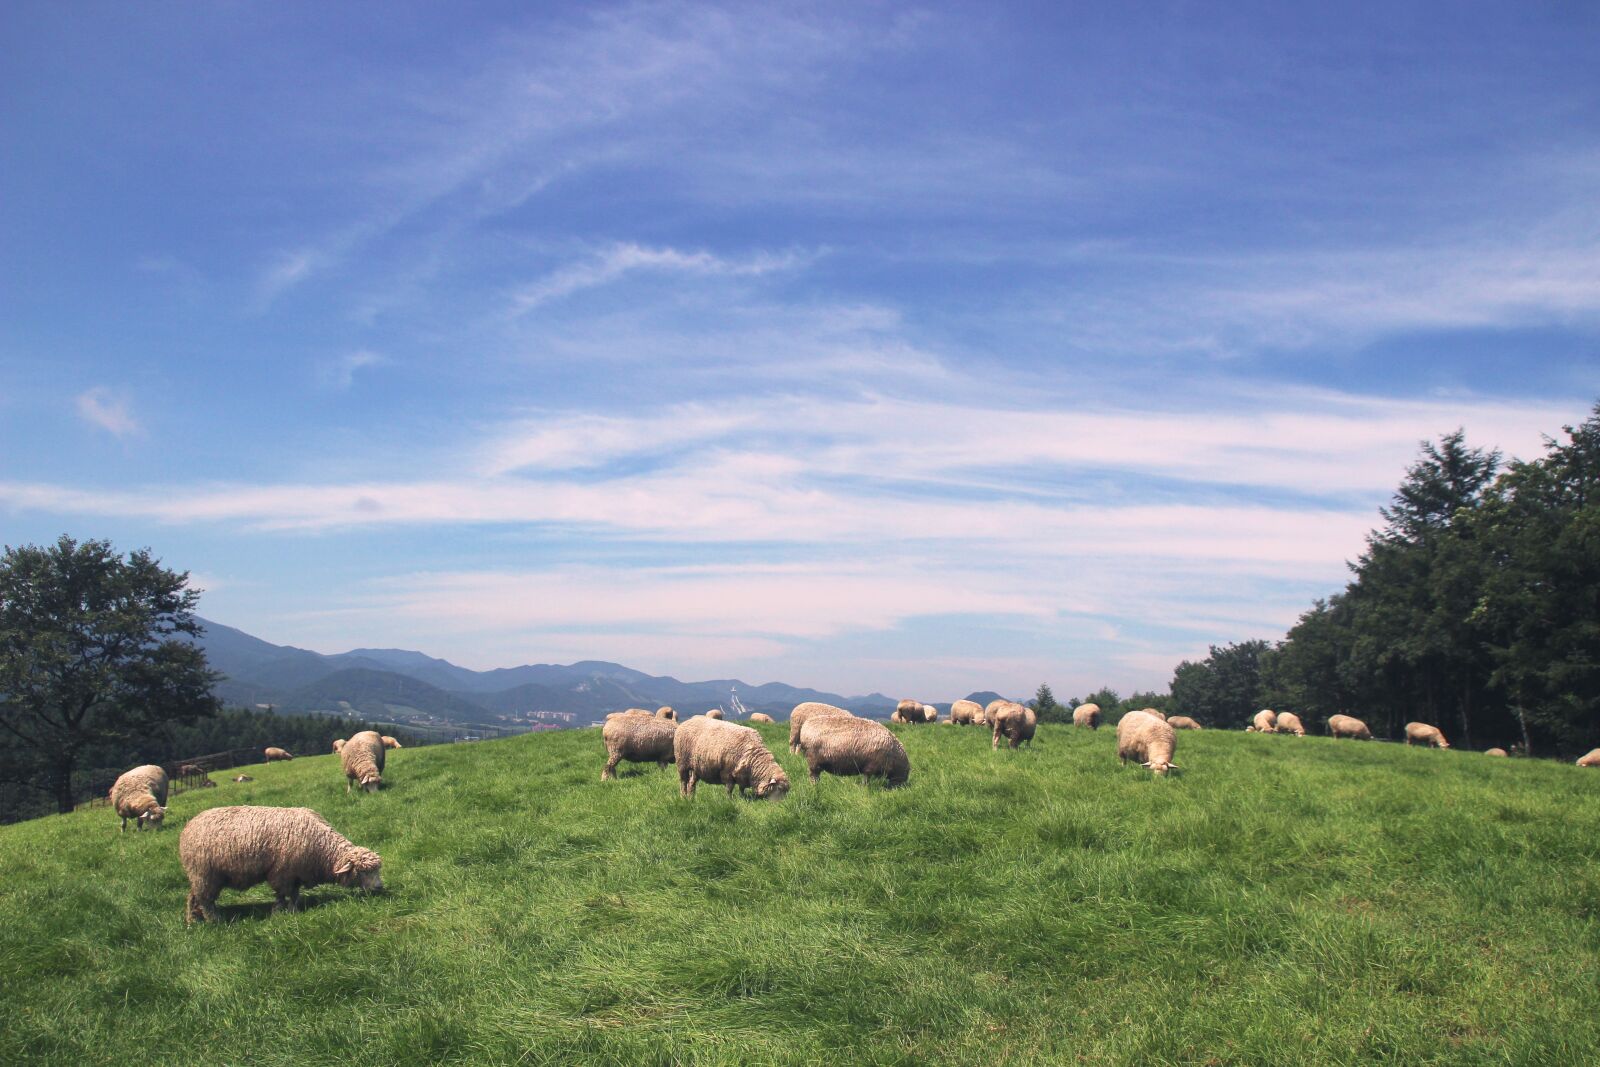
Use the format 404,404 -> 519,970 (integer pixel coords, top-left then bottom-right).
1167,715 -> 1202,730
1327,714 -> 1373,740
748,712 -> 775,724
1275,713 -> 1306,736
110,765 -> 169,831
789,701 -> 854,753
984,699 -> 1009,724
179,805 -> 383,923
800,715 -> 910,787
890,699 -> 922,724
1250,710 -> 1277,734
990,701 -> 1037,750
178,763 -> 205,778
264,747 -> 294,761
1071,703 -> 1101,730
332,739 -> 346,753
705,708 -> 725,720
340,730 -> 386,793
949,699 -> 984,725
600,712 -> 677,780
1576,749 -> 1600,767
1139,707 -> 1168,721
1117,710 -> 1179,776
674,715 -> 789,800
233,775 -> 255,783
1484,748 -> 1509,757
655,706 -> 677,721
381,736 -> 403,749
1404,722 -> 1450,749
921,704 -> 939,723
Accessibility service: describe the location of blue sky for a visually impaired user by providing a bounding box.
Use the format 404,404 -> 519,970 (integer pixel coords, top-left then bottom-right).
2,2 -> 1598,698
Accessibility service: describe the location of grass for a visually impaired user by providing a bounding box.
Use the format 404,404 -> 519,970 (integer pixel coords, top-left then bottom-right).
2,723 -> 1599,1065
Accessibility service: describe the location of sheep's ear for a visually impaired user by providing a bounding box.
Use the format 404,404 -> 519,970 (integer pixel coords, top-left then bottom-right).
333,857 -> 353,876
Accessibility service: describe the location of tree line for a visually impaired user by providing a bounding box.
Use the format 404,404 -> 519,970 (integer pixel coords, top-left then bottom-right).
1168,402 -> 1600,755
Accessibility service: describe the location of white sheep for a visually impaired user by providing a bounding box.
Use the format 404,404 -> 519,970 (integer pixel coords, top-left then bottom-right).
990,701 -> 1037,750
1328,714 -> 1373,740
1275,712 -> 1306,736
601,712 -> 676,780
800,715 -> 909,787
1250,709 -> 1277,734
788,701 -> 854,754
949,699 -> 984,725
340,730 -> 386,793
674,715 -> 789,799
110,764 -> 168,831
1575,749 -> 1600,767
179,805 -> 383,922
1404,722 -> 1450,749
1071,703 -> 1101,730
1117,710 -> 1178,775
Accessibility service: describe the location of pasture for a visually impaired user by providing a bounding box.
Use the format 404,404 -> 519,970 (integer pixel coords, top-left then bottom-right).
2,723 -> 1598,1065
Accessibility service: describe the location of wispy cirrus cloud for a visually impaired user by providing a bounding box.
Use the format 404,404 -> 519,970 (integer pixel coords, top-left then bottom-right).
316,350 -> 387,390
74,387 -> 142,438
509,243 -> 807,314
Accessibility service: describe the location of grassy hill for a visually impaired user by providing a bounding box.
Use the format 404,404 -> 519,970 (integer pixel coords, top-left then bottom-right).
3,725 -> 1598,1065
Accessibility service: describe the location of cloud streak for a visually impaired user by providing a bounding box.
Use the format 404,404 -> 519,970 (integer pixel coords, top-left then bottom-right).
74,387 -> 142,438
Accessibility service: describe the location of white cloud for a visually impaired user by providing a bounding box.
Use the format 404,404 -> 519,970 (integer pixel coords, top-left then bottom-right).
74,387 -> 141,438
509,243 -> 805,313
317,350 -> 387,390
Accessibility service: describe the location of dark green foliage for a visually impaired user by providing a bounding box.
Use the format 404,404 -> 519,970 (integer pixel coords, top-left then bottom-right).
3,725 -> 1598,1064
1030,683 -> 1065,722
1234,404 -> 1600,754
1169,641 -> 1270,728
0,536 -> 219,814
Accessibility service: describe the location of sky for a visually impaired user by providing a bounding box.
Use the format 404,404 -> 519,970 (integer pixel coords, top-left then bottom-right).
2,2 -> 1598,699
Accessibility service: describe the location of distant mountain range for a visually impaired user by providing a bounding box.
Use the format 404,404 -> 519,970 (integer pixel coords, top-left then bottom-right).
191,618 -> 960,730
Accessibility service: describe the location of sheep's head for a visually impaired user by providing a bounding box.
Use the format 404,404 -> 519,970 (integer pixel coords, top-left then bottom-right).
755,769 -> 791,800
140,805 -> 167,828
332,739 -> 345,753
361,772 -> 382,793
1144,760 -> 1176,777
333,847 -> 384,891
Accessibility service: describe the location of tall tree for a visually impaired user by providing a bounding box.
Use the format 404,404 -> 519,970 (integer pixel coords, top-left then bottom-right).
0,536 -> 219,813
1170,641 -> 1269,728
1030,683 -> 1063,721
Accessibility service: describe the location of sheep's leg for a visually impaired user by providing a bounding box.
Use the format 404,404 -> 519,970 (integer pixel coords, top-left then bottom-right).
120,816 -> 127,832
602,752 -> 620,781
346,775 -> 353,793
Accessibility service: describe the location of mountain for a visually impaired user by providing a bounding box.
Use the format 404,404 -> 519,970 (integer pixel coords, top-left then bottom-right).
191,617 -> 897,726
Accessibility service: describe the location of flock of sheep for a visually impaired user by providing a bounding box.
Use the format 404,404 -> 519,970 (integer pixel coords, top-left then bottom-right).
104,699 -> 1599,924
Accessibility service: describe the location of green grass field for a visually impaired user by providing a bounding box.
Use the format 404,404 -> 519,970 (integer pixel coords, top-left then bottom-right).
3,723 -> 1599,1065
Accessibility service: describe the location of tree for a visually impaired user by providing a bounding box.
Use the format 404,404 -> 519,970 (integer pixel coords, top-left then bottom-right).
0,536 -> 219,813
1169,641 -> 1270,728
1030,683 -> 1064,722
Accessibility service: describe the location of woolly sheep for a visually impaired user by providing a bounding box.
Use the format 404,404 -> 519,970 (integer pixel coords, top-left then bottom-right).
1139,707 -> 1167,721
1250,710 -> 1277,734
179,763 -> 205,777
381,736 -> 403,749
1167,715 -> 1202,730
233,775 -> 254,783
1072,703 -> 1101,730
601,712 -> 677,780
1117,710 -> 1179,776
748,712 -> 775,724
1404,722 -> 1450,749
332,739 -> 346,753
800,715 -> 910,787
921,704 -> 939,723
179,805 -> 383,923
789,701 -> 854,753
655,706 -> 677,721
949,699 -> 984,725
1327,714 -> 1373,740
340,730 -> 386,793
705,708 -> 725,720
110,764 -> 168,831
1484,748 -> 1508,757
264,747 -> 294,761
1576,749 -> 1600,767
891,699 -> 930,724
1275,712 -> 1306,736
674,715 -> 790,800
983,699 -> 1010,725
990,701 -> 1037,750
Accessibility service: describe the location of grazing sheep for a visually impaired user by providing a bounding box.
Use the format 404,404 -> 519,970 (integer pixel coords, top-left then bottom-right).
332,739 -> 346,753
179,805 -> 383,923
674,716 -> 789,800
789,702 -> 854,753
233,775 -> 254,783
1328,714 -> 1373,740
1404,722 -> 1450,749
655,706 -> 677,721
1576,749 -> 1600,767
340,730 -> 386,793
705,708 -> 725,720
990,701 -> 1037,750
110,765 -> 168,831
1485,748 -> 1508,757
891,699 -> 929,724
949,699 -> 984,725
921,704 -> 939,723
1117,710 -> 1179,776
264,747 -> 294,761
1167,715 -> 1202,730
601,712 -> 677,780
381,736 -> 403,750
801,715 -> 910,787
748,712 -> 775,724
1250,710 -> 1277,734
1139,707 -> 1167,721
1275,713 -> 1306,737
178,763 -> 205,777
1071,703 -> 1101,730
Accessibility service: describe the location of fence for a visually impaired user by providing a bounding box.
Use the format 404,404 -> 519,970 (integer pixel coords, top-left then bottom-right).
82,746 -> 279,809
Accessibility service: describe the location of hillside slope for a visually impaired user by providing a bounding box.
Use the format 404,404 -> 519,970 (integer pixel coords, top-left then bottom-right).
3,727 -> 1598,1065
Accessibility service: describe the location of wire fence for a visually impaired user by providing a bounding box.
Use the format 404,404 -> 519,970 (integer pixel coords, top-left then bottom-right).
82,747 -> 278,808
